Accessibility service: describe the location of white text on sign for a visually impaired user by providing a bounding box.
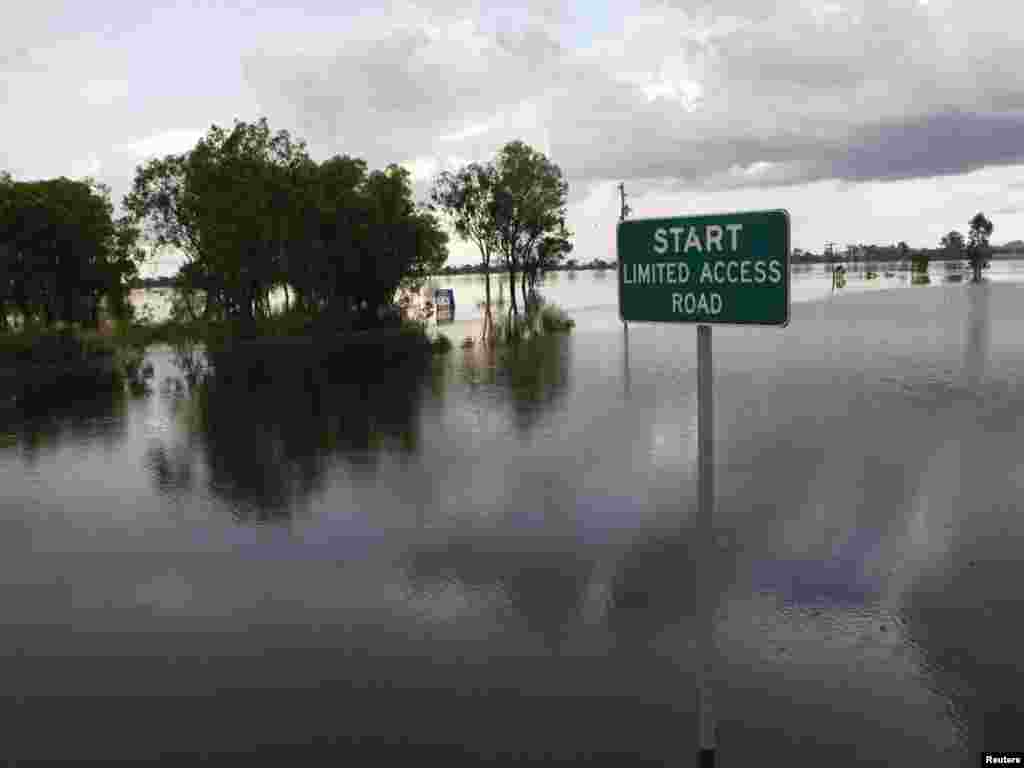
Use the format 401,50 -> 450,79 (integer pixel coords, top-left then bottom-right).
652,224 -> 743,255
622,260 -> 784,286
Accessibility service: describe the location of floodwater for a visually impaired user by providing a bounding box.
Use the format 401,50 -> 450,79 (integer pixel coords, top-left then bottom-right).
2,263 -> 1023,764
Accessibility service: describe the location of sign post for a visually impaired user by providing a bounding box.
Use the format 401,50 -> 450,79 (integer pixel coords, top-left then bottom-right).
696,322 -> 715,767
617,210 -> 790,767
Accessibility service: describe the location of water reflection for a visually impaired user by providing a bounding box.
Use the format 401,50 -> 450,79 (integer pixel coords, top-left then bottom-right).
962,282 -> 990,395
5,271 -> 1024,762
455,333 -> 573,435
605,529 -> 702,648
149,354 -> 439,523
891,280 -> 1019,757
750,526 -> 881,607
622,323 -> 631,399
402,535 -> 594,653
0,387 -> 130,467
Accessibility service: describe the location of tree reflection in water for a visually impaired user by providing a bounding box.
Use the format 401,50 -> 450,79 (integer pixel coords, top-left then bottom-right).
0,385 -> 130,467
158,347 -> 439,523
402,535 -> 595,654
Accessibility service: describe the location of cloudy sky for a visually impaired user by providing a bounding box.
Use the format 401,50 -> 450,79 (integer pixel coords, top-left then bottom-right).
3,0 -> 1024,275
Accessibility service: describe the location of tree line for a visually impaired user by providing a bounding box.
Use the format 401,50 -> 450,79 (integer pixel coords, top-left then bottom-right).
434,257 -> 611,277
796,212 -> 997,283
2,118 -> 575,342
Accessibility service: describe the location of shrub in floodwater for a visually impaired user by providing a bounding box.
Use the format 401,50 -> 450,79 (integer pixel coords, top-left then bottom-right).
432,333 -> 453,354
493,310 -> 528,344
0,326 -> 118,367
0,326 -> 134,404
490,299 -> 574,345
538,303 -> 575,333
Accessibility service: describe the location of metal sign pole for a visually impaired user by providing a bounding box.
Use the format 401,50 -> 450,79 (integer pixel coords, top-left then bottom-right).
696,323 -> 716,767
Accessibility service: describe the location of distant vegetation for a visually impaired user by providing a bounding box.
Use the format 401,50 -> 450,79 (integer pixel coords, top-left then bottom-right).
793,211 -> 1004,283
432,258 -> 613,276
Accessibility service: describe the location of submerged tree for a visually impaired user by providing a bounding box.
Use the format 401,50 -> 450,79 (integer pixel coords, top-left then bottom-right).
523,229 -> 572,304
432,141 -> 571,340
966,213 -> 993,283
941,230 -> 965,259
124,118 -> 313,332
0,174 -> 143,330
430,163 -> 502,341
491,141 -> 571,320
124,117 -> 447,335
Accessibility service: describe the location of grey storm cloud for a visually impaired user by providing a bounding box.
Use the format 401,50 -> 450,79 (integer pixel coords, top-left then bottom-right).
816,111 -> 1024,184
4,0 -> 1024,243
242,16 -> 567,169
238,0 -> 1024,197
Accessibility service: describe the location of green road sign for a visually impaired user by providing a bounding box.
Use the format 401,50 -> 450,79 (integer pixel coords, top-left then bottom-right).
617,209 -> 790,326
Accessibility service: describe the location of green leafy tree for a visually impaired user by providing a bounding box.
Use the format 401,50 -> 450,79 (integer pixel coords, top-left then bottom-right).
431,142 -> 570,331
941,230 -> 964,257
490,141 -> 571,318
966,213 -> 993,282
125,118 -> 312,331
125,118 -> 447,336
523,230 -> 572,302
430,163 -> 502,333
0,175 -> 142,331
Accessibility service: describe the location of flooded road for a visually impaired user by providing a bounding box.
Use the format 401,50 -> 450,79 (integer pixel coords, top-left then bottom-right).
1,264 -> 1022,763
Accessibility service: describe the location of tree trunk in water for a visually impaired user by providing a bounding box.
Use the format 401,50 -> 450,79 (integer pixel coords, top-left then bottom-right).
484,262 -> 492,312
481,304 -> 493,344
521,269 -> 529,316
508,264 -> 519,318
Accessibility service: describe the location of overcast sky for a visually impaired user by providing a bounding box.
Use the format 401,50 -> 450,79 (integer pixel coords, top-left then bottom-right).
3,0 -> 1024,275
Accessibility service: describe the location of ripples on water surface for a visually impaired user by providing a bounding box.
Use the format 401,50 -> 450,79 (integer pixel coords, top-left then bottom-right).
1,266 -> 1022,763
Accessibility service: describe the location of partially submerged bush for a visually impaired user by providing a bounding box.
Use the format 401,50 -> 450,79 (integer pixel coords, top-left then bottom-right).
432,333 -> 453,354
0,326 -> 117,367
539,303 -> 575,333
491,299 -> 575,344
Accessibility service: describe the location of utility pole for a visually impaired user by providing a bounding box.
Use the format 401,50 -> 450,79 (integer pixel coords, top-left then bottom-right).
619,182 -> 631,377
618,182 -> 632,222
